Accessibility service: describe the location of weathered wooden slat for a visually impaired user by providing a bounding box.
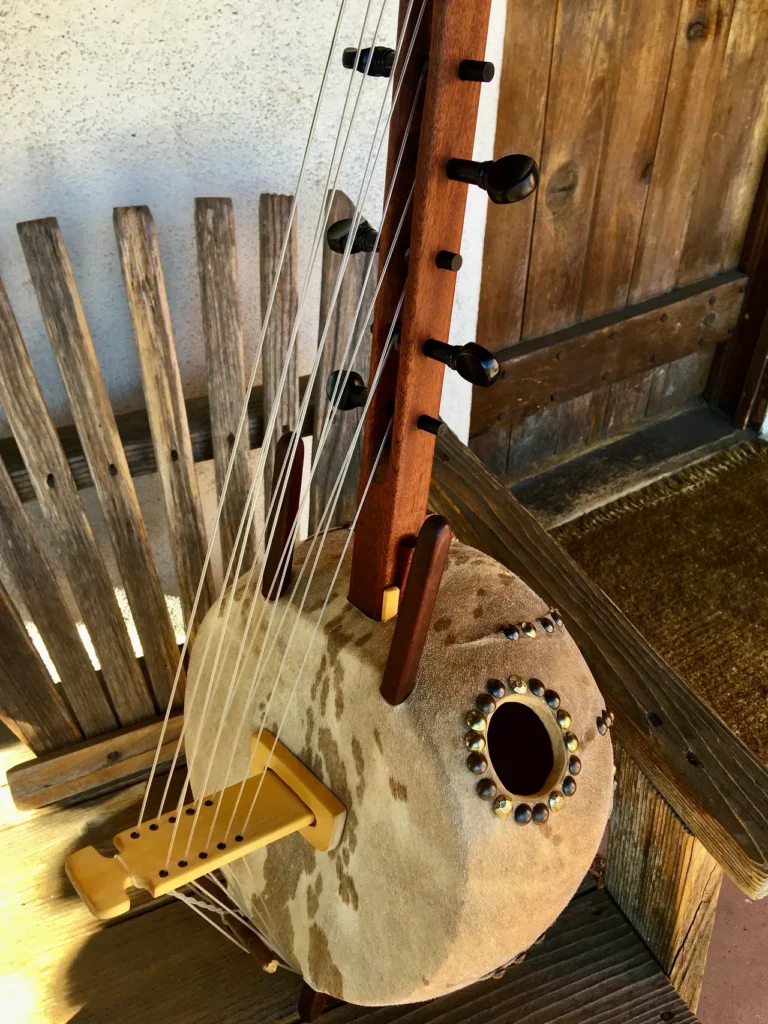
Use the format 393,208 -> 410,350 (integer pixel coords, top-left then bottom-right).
259,193 -> 299,496
6,713 -> 184,810
476,0 -> 556,350
471,271 -> 745,439
0,580 -> 82,754
430,427 -> 768,899
310,191 -> 374,533
0,456 -> 116,737
0,376 -> 313,505
522,0 -> 621,338
0,275 -> 155,727
114,206 -> 215,631
195,197 -> 255,570
607,742 -> 723,1012
18,217 -> 181,713
678,0 -> 768,284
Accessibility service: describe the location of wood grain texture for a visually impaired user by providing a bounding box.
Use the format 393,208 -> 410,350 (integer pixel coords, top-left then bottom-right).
310,191 -> 375,533
607,742 -> 723,1011
471,271 -> 745,438
259,193 -> 300,496
195,198 -> 255,570
0,274 -> 154,727
430,428 -> 768,899
6,713 -> 184,810
0,580 -> 81,754
522,0 -> 622,338
18,217 -> 180,713
476,0 -> 556,350
0,455 -> 116,738
629,0 -> 734,302
349,0 -> 492,619
678,0 -> 768,283
114,206 -> 215,632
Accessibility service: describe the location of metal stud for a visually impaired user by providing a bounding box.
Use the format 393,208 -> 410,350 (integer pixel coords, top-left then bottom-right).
494,796 -> 514,819
532,803 -> 550,824
529,678 -> 545,698
544,689 -> 561,710
487,678 -> 506,700
541,617 -> 554,633
556,709 -> 572,730
465,731 -> 486,753
551,609 -> 564,627
502,624 -> 520,641
476,693 -> 496,715
548,791 -> 564,812
492,967 -> 506,981
466,710 -> 487,732
564,732 -> 579,752
597,717 -> 608,736
568,755 -> 582,776
534,932 -> 547,946
477,778 -> 497,801
521,621 -> 537,638
562,776 -> 577,797
467,753 -> 488,774
604,709 -> 615,727
510,676 -> 528,694
513,803 -> 532,825
513,951 -> 527,964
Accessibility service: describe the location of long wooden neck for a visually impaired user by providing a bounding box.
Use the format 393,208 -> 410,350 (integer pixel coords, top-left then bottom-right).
348,0 -> 492,620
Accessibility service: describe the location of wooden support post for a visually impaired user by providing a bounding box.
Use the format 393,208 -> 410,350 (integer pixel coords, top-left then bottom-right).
297,983 -> 328,1022
606,742 -> 723,1012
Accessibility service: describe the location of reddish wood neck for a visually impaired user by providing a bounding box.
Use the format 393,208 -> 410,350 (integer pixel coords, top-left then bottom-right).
348,0 -> 492,620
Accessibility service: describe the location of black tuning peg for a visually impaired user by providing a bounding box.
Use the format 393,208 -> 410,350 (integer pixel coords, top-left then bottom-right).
327,217 -> 379,255
458,60 -> 495,83
446,154 -> 539,205
342,46 -> 395,78
423,339 -> 500,388
326,369 -> 369,411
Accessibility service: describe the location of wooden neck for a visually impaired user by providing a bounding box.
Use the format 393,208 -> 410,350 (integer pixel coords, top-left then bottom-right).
348,0 -> 492,620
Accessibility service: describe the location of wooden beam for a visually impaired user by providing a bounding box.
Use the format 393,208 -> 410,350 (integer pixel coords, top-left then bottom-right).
429,428 -> 768,899
471,271 -> 746,439
6,714 -> 184,810
607,742 -> 723,1012
0,378 -> 313,506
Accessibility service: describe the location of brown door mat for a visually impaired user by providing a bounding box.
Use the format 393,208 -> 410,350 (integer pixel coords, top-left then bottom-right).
554,441 -> 768,765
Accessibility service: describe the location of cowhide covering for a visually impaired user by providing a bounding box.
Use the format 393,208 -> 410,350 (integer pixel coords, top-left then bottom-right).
186,529 -> 613,1006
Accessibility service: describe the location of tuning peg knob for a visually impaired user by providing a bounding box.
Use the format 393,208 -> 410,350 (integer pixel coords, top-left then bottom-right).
327,217 -> 379,255
342,46 -> 395,78
446,154 -> 539,205
326,369 -> 369,411
423,339 -> 500,388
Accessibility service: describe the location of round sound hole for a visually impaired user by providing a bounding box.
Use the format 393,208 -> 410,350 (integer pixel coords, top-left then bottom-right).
487,702 -> 555,797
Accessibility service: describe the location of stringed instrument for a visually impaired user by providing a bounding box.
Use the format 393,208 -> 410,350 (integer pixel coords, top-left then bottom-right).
66,0 -> 614,1013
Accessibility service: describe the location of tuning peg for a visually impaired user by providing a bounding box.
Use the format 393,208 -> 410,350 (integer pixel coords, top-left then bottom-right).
326,369 -> 368,411
342,46 -> 395,78
458,60 -> 495,83
423,339 -> 500,388
446,154 -> 539,205
327,217 -> 379,255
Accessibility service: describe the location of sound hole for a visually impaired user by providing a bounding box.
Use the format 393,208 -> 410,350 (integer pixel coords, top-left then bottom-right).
487,702 -> 554,797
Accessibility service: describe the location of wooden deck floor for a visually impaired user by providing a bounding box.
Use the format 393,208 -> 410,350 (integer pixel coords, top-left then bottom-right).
0,732 -> 698,1024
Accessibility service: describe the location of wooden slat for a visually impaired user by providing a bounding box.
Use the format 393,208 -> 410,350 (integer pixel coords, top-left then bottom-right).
114,206 -> 215,631
6,713 -> 184,810
471,271 -> 745,438
0,456 -> 116,737
18,217 -> 181,713
607,742 -> 723,1011
0,275 -> 154,727
429,427 -> 768,899
476,0 -> 556,349
522,0 -> 622,338
678,0 -> 768,283
259,193 -> 299,496
195,197 -> 255,569
580,0 -> 679,319
310,191 -> 374,533
0,580 -> 81,754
